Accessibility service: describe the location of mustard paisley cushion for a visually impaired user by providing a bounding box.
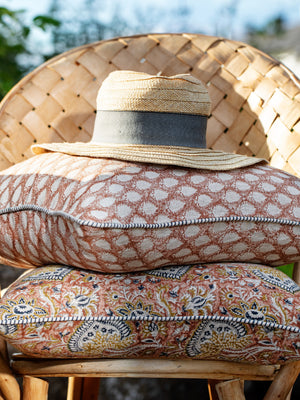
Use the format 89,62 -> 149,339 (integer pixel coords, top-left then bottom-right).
0,152 -> 300,272
0,263 -> 299,364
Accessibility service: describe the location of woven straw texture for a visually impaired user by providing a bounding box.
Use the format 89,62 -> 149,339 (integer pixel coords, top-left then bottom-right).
0,33 -> 299,176
96,70 -> 211,115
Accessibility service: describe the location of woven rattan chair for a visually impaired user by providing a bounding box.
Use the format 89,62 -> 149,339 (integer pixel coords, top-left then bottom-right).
0,33 -> 300,400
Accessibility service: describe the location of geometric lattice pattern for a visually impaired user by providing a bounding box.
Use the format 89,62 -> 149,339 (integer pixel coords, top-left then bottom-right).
0,152 -> 299,272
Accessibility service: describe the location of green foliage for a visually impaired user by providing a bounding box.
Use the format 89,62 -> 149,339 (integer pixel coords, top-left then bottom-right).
33,15 -> 61,31
277,263 -> 294,279
0,1 -> 196,99
0,7 -> 27,98
246,15 -> 287,49
0,1 -> 132,100
0,6 -> 59,100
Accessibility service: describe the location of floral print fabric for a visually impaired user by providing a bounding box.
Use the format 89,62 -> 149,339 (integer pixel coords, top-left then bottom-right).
0,263 -> 299,364
0,152 -> 299,272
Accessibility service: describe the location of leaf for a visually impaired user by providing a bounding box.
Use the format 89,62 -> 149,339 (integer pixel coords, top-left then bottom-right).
33,15 -> 61,31
277,264 -> 294,279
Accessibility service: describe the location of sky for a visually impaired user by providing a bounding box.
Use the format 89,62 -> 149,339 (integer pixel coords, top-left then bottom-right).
5,0 -> 300,39
4,0 -> 300,79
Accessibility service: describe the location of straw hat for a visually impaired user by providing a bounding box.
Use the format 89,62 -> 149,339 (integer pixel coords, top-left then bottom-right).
32,70 -> 266,170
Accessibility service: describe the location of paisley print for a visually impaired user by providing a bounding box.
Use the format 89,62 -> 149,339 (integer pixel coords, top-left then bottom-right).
231,302 -> 278,325
0,153 -> 299,272
0,298 -> 47,320
186,320 -> 248,358
68,320 -> 132,353
0,263 -> 299,365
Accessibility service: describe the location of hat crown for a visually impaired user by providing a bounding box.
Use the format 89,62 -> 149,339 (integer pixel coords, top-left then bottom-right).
31,70 -> 266,171
97,70 -> 211,116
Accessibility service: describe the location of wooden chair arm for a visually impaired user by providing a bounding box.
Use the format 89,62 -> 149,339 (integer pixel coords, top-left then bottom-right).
0,354 -> 21,400
263,361 -> 300,400
0,286 -> 21,400
0,287 -> 8,364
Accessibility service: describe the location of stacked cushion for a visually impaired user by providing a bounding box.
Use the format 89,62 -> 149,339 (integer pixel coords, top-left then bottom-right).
0,263 -> 299,364
0,151 -> 299,364
0,152 -> 299,272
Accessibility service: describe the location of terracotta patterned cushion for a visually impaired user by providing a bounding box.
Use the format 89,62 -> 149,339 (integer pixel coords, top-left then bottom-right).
0,263 -> 299,364
0,152 -> 299,272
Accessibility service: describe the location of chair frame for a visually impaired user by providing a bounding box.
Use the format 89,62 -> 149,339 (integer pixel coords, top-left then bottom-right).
0,33 -> 300,400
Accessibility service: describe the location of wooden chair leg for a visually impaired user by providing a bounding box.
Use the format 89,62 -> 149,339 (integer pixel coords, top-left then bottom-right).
0,287 -> 21,400
216,379 -> 245,400
0,353 -> 20,400
208,379 -> 220,400
285,388 -> 292,400
23,376 -> 48,400
67,377 -> 81,400
67,377 -> 100,400
263,361 -> 300,400
0,338 -> 8,365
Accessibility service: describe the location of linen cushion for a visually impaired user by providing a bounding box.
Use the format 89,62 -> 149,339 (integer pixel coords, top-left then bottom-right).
0,152 -> 299,272
0,263 -> 299,364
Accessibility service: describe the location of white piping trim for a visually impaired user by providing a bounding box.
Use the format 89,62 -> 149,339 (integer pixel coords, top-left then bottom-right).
1,314 -> 299,333
0,205 -> 299,229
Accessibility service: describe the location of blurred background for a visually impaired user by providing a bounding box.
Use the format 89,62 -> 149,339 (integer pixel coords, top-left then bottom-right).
1,0 -> 300,399
0,0 -> 300,101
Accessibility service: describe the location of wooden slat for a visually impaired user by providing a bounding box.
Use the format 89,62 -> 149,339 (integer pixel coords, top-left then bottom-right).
213,99 -> 239,128
193,53 -> 221,83
190,35 -> 220,53
268,118 -> 299,160
77,49 -> 116,80
254,78 -> 278,103
93,40 -> 125,62
207,41 -> 235,64
243,125 -> 268,156
0,32 -> 292,174
206,116 -> 226,148
31,67 -> 61,92
258,106 -> 277,132
158,34 -> 190,55
11,358 -> 279,381
226,83 -> 251,109
177,41 -> 204,67
227,110 -> 256,147
224,53 -> 249,78
4,94 -> 33,121
126,36 -> 158,60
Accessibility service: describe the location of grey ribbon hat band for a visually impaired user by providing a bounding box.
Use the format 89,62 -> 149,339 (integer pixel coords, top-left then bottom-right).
32,71 -> 267,170
93,110 -> 207,148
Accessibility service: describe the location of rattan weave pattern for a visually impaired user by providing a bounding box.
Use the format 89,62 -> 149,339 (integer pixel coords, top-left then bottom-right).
0,33 -> 299,176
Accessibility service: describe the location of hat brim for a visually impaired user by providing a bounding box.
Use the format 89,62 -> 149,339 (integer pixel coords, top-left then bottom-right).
31,143 -> 266,171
